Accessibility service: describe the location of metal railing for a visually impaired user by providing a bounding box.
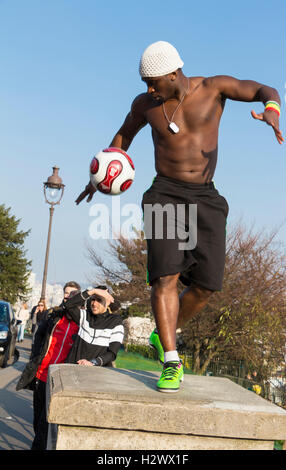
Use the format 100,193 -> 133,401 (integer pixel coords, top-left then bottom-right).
179,353 -> 286,408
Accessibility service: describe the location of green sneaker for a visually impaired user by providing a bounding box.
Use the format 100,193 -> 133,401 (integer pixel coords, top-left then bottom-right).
156,361 -> 184,393
149,329 -> 164,364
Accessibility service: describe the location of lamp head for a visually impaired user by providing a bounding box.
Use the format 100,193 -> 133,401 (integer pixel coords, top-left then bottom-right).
44,166 -> 65,205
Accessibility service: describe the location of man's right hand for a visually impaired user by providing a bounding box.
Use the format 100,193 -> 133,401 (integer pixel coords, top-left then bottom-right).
87,288 -> 114,306
75,181 -> 97,205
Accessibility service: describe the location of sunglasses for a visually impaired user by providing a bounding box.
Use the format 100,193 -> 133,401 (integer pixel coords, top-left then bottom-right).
90,296 -> 106,305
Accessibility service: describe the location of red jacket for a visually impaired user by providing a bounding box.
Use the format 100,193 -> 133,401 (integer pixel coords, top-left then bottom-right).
36,315 -> 78,382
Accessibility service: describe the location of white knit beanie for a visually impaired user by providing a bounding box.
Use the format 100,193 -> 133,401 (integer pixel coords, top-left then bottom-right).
139,41 -> 184,78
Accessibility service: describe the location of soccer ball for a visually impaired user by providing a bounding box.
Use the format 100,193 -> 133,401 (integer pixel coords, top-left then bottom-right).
89,147 -> 135,195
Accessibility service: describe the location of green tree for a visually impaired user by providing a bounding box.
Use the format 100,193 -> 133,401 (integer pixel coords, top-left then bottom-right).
86,229 -> 151,315
87,223 -> 286,379
0,204 -> 31,303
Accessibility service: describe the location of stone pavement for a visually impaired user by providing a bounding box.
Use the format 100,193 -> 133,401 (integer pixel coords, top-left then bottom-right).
0,337 -> 33,450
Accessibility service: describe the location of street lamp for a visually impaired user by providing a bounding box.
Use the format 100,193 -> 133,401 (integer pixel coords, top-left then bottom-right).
40,166 -> 65,302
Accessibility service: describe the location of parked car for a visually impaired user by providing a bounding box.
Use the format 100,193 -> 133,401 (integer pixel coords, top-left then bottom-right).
0,300 -> 20,368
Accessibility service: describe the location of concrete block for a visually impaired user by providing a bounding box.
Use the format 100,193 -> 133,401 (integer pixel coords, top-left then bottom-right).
46,364 -> 286,450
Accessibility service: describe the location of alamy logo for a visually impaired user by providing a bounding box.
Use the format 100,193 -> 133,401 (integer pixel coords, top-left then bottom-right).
143,203 -> 197,250
88,198 -> 197,250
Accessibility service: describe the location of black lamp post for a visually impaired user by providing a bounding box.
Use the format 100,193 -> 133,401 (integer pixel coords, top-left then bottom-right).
40,166 -> 65,302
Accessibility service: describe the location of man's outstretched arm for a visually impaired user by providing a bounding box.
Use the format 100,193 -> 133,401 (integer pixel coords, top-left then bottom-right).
75,95 -> 147,205
210,75 -> 284,145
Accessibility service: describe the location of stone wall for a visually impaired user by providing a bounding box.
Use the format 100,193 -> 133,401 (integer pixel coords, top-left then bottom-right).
47,364 -> 286,450
123,317 -> 156,346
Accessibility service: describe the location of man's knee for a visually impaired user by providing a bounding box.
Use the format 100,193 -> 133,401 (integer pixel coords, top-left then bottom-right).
152,274 -> 180,291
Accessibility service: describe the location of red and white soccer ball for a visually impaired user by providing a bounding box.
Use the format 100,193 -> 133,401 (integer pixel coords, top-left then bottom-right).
89,147 -> 135,195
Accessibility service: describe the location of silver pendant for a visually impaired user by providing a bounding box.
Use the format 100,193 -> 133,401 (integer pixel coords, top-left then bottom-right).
169,122 -> 179,134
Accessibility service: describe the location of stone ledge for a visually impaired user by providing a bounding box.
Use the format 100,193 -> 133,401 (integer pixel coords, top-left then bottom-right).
46,364 -> 286,449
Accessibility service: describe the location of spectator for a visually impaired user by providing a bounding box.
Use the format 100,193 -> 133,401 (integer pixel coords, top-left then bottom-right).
16,281 -> 81,450
16,302 -> 30,342
30,300 -> 47,342
64,286 -> 124,368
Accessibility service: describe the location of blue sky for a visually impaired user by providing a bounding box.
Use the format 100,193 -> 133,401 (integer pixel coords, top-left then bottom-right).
0,0 -> 285,288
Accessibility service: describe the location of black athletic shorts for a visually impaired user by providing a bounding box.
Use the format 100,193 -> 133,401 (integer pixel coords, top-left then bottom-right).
141,175 -> 229,291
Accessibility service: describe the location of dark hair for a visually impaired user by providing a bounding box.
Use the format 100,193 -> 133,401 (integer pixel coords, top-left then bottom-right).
64,281 -> 81,291
109,299 -> 121,312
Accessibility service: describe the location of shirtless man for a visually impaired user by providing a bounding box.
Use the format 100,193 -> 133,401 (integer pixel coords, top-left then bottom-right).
76,41 -> 283,392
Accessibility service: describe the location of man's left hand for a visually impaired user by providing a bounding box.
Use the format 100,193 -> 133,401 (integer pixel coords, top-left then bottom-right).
77,359 -> 93,366
251,109 -> 284,144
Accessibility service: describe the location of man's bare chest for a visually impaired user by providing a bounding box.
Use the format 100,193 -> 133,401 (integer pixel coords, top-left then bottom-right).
144,92 -> 223,136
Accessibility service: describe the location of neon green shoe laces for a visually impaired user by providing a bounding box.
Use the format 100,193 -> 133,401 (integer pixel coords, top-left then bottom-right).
149,329 -> 164,364
156,361 -> 184,393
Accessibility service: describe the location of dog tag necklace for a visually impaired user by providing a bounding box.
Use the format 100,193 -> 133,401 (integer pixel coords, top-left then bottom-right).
162,78 -> 189,134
